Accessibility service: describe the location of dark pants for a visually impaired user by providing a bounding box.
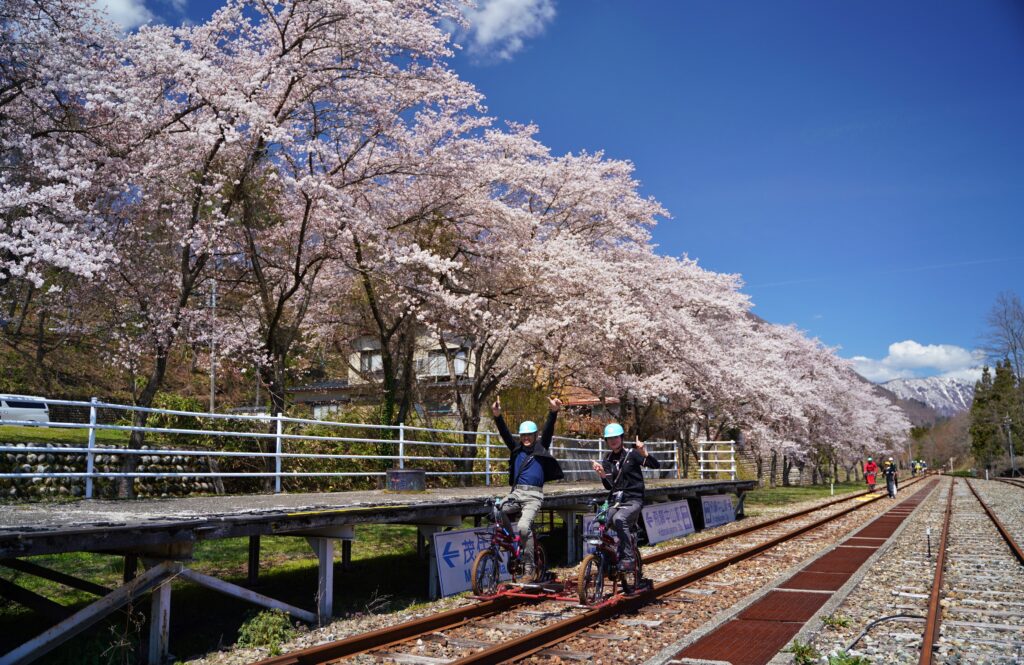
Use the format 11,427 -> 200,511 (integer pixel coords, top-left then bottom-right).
607,499 -> 642,568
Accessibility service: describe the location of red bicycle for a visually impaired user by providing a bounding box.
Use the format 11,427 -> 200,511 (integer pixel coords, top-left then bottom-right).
577,499 -> 645,605
471,497 -> 548,595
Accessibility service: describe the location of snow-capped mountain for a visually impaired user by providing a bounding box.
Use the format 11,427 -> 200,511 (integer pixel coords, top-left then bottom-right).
882,376 -> 975,417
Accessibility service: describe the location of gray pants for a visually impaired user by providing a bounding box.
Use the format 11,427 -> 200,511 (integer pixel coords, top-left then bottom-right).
607,499 -> 642,567
503,484 -> 544,569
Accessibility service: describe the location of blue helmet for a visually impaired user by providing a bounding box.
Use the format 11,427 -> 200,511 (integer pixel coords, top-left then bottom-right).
518,420 -> 538,435
603,423 -> 624,439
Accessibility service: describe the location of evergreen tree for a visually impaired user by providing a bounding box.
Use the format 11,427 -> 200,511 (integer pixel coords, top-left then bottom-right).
969,366 -> 1000,467
971,361 -> 1024,470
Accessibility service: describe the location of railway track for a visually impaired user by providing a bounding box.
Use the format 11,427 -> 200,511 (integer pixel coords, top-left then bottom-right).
920,478 -> 1024,664
995,475 -> 1024,490
253,477 -> 931,665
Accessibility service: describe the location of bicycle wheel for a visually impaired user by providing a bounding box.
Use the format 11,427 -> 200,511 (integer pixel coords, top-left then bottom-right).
577,554 -> 604,605
534,542 -> 547,580
471,549 -> 501,596
622,548 -> 643,594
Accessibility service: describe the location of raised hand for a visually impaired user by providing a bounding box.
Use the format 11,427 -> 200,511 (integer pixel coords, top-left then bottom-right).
491,396 -> 502,417
635,436 -> 648,457
548,396 -> 562,412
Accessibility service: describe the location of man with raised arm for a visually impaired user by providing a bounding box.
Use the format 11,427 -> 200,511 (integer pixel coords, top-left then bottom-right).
590,423 -> 660,574
491,395 -> 564,583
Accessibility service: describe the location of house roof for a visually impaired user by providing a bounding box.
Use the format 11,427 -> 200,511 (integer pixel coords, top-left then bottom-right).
559,385 -> 619,407
289,380 -> 350,393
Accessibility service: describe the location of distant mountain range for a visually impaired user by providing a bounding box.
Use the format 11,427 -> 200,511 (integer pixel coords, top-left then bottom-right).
881,376 -> 976,420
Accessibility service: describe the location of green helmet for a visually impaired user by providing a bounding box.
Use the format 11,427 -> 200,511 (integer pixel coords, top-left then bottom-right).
518,421 -> 538,435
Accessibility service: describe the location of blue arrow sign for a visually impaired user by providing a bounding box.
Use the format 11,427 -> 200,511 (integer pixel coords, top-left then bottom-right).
441,541 -> 459,568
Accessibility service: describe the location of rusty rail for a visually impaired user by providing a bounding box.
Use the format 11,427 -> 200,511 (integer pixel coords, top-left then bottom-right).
250,476 -> 928,665
919,478 -> 954,665
995,476 -> 1024,490
966,480 -> 1024,566
452,482 -> 932,665
252,595 -> 523,665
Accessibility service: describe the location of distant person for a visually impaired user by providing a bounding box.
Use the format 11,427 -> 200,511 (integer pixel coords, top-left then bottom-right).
491,395 -> 563,583
864,457 -> 879,491
912,460 -> 921,477
590,424 -> 660,574
883,457 -> 898,498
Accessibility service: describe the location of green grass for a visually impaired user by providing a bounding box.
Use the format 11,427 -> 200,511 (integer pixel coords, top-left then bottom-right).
0,424 -> 131,446
0,523 -> 434,662
744,481 -> 864,508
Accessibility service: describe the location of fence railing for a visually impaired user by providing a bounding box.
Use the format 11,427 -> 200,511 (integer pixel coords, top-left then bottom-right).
698,440 -> 736,480
0,398 -> 677,499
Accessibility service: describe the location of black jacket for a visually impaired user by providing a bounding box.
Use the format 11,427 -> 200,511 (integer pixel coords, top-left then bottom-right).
601,446 -> 661,501
495,411 -> 564,486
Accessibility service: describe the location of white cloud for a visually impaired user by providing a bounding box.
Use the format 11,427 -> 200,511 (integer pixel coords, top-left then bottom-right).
462,0 -> 556,61
850,339 -> 985,383
849,356 -> 915,383
93,0 -> 154,28
938,367 -> 984,382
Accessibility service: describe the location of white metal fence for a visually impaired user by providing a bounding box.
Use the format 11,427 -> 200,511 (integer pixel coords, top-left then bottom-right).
698,440 -> 737,480
0,398 -> 678,499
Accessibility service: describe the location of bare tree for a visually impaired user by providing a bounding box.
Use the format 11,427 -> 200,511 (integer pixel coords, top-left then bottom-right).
982,291 -> 1024,379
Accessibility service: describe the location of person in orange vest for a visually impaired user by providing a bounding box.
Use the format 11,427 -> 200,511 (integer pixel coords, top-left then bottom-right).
863,457 -> 879,491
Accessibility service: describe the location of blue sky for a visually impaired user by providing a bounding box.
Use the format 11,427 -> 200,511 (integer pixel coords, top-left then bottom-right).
104,0 -> 1024,382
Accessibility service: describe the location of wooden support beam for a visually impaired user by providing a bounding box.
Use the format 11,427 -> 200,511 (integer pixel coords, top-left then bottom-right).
247,536 -> 260,587
123,554 -> 137,583
0,578 -> 72,623
305,538 -> 334,624
341,540 -> 352,571
0,559 -> 111,597
177,568 -> 316,624
148,578 -> 172,665
0,561 -> 180,665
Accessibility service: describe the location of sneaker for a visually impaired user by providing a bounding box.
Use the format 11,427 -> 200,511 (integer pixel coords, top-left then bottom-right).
520,568 -> 537,584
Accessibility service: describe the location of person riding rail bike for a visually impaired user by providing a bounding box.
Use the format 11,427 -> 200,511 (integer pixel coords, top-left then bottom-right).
491,395 -> 563,583
864,456 -> 879,491
883,457 -> 899,498
590,424 -> 660,576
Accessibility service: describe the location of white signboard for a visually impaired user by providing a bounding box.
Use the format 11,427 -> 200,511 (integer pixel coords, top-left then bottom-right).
701,494 -> 736,529
641,500 -> 696,544
432,527 -> 509,597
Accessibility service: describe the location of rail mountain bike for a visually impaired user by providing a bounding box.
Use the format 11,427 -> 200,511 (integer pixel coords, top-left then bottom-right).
577,499 -> 646,605
471,496 -> 548,595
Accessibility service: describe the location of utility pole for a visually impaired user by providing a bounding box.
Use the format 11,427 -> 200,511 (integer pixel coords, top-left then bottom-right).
1005,415 -> 1017,478
209,281 -> 217,413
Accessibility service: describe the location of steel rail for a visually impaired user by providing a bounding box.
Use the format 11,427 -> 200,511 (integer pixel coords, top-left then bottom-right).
919,478 -> 954,665
995,476 -> 1024,490
965,480 -> 1024,566
451,480 -> 938,665
249,477 -> 929,665
252,595 -> 525,665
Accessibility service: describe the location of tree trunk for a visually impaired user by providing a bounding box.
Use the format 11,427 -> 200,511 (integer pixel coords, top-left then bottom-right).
782,455 -> 791,487
755,453 -> 764,487
119,349 -> 169,498
769,450 -> 778,488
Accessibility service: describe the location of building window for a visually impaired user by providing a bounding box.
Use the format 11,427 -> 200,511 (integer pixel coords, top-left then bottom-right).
360,350 -> 383,373
422,349 -> 468,377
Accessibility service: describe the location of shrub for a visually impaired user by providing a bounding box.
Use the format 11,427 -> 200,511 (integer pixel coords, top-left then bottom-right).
236,609 -> 297,655
822,613 -> 851,629
788,640 -> 821,665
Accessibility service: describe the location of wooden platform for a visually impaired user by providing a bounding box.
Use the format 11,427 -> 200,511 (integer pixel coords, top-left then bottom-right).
0,478 -> 754,558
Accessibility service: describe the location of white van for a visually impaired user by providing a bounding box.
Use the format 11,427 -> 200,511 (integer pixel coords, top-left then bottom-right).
0,394 -> 50,424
